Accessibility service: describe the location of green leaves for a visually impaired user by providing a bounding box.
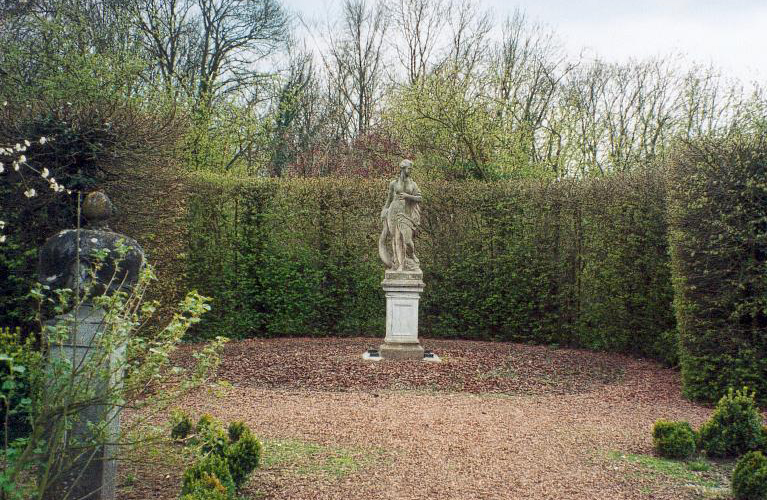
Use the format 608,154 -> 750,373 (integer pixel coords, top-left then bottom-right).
669,136 -> 767,404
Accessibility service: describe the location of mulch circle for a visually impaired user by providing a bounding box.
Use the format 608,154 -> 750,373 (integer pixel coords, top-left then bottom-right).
177,337 -> 663,396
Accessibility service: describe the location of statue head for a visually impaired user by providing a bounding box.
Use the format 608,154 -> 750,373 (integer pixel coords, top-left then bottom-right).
399,159 -> 413,177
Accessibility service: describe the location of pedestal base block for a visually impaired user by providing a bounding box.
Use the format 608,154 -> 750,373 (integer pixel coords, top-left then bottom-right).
378,342 -> 425,360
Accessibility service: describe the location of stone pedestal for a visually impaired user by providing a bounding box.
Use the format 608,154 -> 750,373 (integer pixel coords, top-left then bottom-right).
44,304 -> 123,500
378,270 -> 425,360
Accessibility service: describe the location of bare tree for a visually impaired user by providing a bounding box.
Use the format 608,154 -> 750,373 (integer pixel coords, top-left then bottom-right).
438,0 -> 491,75
388,0 -> 446,85
324,0 -> 389,139
132,0 -> 289,106
490,10 -> 573,172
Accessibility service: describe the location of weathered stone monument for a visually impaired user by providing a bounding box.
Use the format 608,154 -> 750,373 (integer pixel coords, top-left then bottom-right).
366,160 -> 437,361
38,191 -> 144,500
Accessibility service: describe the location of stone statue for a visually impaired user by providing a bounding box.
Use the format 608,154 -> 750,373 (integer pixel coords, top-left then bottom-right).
379,159 -> 422,272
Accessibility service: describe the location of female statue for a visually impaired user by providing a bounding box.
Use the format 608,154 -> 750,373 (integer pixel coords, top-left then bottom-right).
379,159 -> 422,272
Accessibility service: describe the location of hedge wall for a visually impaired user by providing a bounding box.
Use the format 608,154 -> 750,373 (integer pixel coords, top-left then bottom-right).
186,170 -> 677,363
668,137 -> 767,404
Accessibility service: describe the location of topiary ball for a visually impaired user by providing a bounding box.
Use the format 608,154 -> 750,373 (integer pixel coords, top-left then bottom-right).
653,420 -> 697,459
226,429 -> 262,488
698,387 -> 766,458
732,451 -> 767,500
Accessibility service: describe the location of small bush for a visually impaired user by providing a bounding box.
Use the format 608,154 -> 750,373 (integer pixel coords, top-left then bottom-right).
732,451 -> 767,500
698,388 -> 766,458
180,454 -> 235,498
227,421 -> 247,443
171,411 -> 193,441
196,414 -> 215,434
652,420 -> 697,459
226,429 -> 262,488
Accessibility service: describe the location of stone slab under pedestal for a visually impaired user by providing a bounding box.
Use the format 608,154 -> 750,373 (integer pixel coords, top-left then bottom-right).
362,269 -> 439,362
379,341 -> 424,360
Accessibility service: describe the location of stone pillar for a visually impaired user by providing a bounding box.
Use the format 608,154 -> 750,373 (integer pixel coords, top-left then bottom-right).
43,304 -> 124,500
378,270 -> 425,360
37,192 -> 142,500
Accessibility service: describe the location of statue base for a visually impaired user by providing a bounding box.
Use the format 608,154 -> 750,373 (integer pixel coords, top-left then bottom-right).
376,270 -> 431,361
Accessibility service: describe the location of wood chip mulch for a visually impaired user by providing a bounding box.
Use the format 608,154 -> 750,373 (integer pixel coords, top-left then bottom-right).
119,337 -> 728,500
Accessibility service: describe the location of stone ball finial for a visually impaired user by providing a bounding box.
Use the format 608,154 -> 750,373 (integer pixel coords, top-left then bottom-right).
82,191 -> 115,229
38,191 -> 143,302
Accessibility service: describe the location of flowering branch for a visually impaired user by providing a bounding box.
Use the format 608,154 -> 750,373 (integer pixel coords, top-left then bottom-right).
0,100 -> 69,243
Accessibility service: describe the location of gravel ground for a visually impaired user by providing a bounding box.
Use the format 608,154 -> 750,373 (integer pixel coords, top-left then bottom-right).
118,337 -> 728,500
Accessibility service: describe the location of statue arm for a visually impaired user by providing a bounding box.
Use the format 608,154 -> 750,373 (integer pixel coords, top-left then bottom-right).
398,182 -> 422,202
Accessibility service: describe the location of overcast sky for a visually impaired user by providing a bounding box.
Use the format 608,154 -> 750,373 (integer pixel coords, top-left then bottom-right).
282,0 -> 766,84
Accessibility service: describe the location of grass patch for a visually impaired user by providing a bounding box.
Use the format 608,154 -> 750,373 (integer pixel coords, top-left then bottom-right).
606,451 -> 735,498
262,438 -> 382,479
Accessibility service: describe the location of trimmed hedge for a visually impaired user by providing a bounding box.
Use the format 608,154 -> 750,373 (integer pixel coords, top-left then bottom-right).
668,137 -> 767,404
186,170 -> 676,362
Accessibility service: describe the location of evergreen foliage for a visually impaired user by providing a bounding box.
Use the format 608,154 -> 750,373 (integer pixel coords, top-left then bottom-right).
180,454 -> 235,499
698,388 -> 766,458
171,411 -> 194,441
652,420 -> 697,459
0,327 -> 41,442
732,451 -> 767,500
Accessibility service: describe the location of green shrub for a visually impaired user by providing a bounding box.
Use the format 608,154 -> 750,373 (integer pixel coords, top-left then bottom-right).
171,411 -> 193,441
225,428 -> 262,488
183,416 -> 262,491
652,420 -> 697,459
227,421 -> 247,443
180,454 -> 235,498
668,136 -> 767,404
698,388 -> 766,458
732,451 -> 767,500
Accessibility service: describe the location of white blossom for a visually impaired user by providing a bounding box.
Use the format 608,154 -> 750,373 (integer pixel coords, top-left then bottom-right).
42,168 -> 49,178
14,143 -> 22,151
0,163 -> 3,173
18,155 -> 26,163
0,221 -> 4,229
24,188 -> 36,198
24,140 -> 30,147
1,101 -> 7,106
40,137 -> 47,144
0,235 -> 6,243
13,162 -> 19,171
